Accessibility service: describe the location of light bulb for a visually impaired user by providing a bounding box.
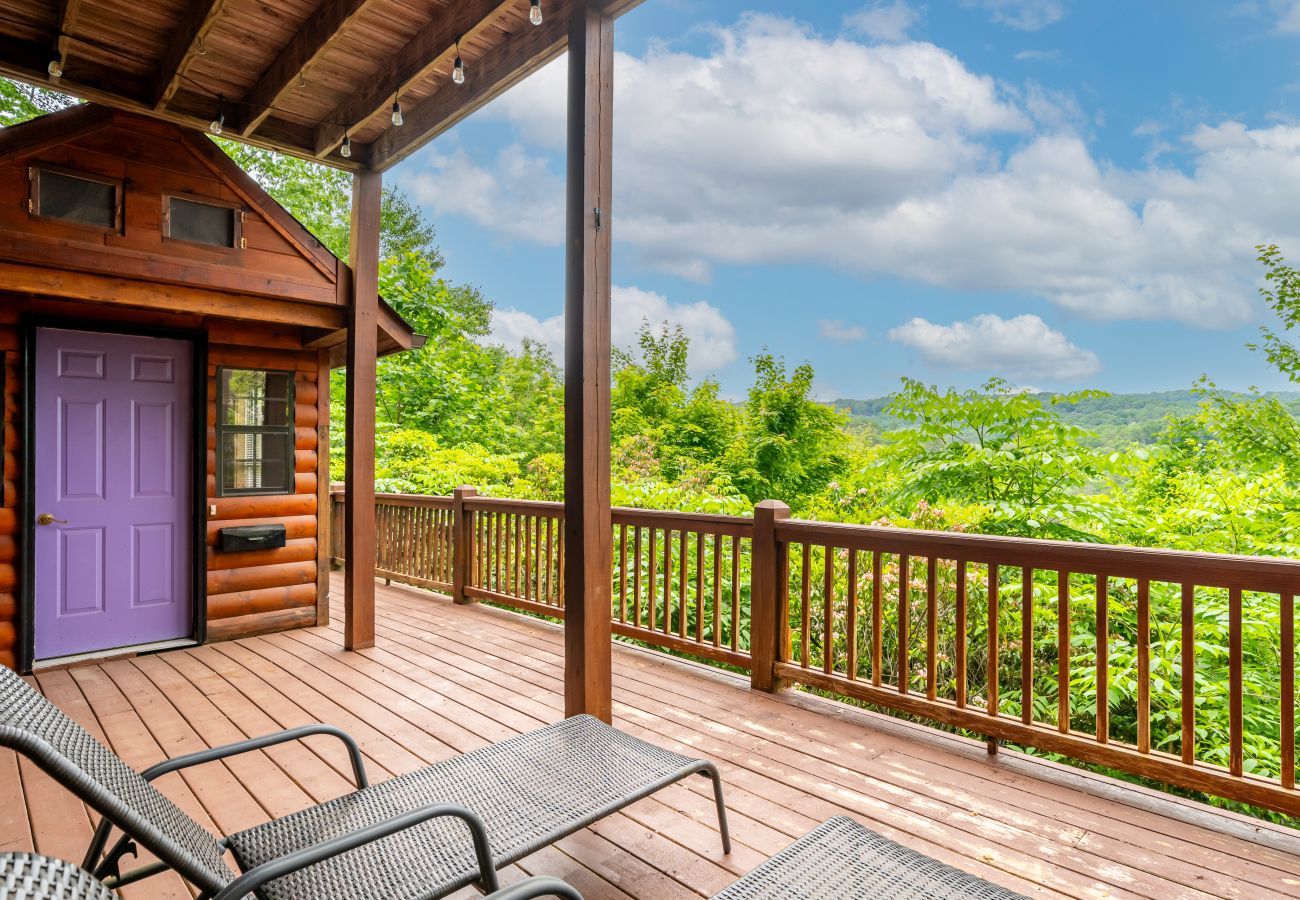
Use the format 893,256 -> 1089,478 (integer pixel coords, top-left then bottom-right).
340,135 -> 352,158
452,55 -> 465,85
209,112 -> 224,135
391,100 -> 403,127
46,59 -> 62,79
530,0 -> 543,25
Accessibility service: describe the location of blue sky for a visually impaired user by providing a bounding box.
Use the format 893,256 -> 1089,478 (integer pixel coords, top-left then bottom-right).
389,0 -> 1300,400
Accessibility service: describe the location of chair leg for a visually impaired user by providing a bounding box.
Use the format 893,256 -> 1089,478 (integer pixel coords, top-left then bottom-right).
701,764 -> 732,854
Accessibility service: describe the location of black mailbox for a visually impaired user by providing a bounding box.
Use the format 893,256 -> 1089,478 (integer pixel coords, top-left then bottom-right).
220,524 -> 287,552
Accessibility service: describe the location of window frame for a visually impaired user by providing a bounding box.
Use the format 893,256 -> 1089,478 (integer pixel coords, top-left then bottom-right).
162,191 -> 245,252
214,366 -> 296,497
27,163 -> 124,234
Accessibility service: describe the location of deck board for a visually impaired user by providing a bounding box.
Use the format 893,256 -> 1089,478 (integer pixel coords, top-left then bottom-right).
5,575 -> 1300,899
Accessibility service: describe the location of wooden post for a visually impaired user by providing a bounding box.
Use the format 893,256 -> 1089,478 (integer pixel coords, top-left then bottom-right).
452,485 -> 477,604
344,167 -> 380,651
750,499 -> 791,692
563,6 -> 614,723
315,348 -> 331,626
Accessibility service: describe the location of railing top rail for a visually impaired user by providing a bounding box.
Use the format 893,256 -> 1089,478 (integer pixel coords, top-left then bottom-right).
778,518 -> 1300,592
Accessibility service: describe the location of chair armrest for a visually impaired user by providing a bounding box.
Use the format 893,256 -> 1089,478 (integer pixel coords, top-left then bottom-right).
485,876 -> 584,900
140,724 -> 368,789
210,803 -> 499,900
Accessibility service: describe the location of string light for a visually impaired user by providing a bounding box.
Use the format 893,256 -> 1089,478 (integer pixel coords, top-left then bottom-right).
452,41 -> 465,85
209,98 -> 224,135
530,0 -> 543,25
196,35 -> 207,56
391,99 -> 403,127
340,135 -> 352,158
46,59 -> 62,79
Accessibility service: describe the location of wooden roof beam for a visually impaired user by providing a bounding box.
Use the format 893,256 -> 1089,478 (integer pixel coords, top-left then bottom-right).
367,0 -> 578,172
236,0 -> 377,137
152,0 -> 227,110
51,0 -> 85,72
365,0 -> 643,172
311,0 -> 516,159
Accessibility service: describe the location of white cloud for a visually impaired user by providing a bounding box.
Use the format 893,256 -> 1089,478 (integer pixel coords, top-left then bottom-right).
845,1 -> 920,42
1013,49 -> 1059,62
485,286 -> 738,376
404,11 -> 1300,329
888,314 -> 1101,379
961,0 -> 1067,30
1276,0 -> 1300,32
818,319 -> 868,342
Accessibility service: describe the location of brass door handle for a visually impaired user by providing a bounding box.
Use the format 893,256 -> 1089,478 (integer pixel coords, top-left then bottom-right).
36,513 -> 67,526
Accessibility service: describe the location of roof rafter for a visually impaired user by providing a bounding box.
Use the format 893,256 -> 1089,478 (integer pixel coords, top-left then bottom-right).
236,0 -> 377,137
311,0 -> 515,158
152,0 -> 227,110
51,0 -> 85,69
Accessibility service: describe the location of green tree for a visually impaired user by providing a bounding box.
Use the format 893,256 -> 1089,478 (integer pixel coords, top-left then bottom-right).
724,353 -> 848,504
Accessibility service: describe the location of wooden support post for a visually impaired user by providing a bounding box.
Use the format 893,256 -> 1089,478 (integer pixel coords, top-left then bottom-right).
750,499 -> 791,692
315,349 -> 332,626
563,7 -> 614,723
344,167 -> 380,651
452,485 -> 478,604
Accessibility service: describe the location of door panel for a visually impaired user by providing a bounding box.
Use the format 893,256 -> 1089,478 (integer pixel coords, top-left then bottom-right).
35,328 -> 194,659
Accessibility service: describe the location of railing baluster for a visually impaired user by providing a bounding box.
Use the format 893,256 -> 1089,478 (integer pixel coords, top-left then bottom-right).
1021,567 -> 1033,726
800,543 -> 812,669
1229,586 -> 1243,778
515,513 -> 523,596
617,524 -> 627,622
1058,571 -> 1069,733
556,522 -> 564,607
730,534 -> 741,652
988,565 -> 999,717
543,515 -> 552,604
678,529 -> 688,639
927,557 -> 938,701
1283,592 -> 1295,791
1097,575 -> 1109,744
898,553 -> 910,694
633,526 -> 643,628
956,560 -> 967,708
1181,583 -> 1195,765
1137,578 -> 1150,753
847,549 -> 859,682
648,528 -> 658,631
871,551 -> 883,686
664,529 -> 674,636
712,533 -> 722,648
696,531 -> 705,644
823,546 -> 834,675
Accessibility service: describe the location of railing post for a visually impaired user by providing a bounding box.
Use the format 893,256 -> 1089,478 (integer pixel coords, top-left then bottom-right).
452,486 -> 478,604
750,499 -> 791,692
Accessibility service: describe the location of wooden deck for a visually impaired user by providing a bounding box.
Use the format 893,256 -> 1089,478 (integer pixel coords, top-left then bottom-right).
5,576 -> 1300,899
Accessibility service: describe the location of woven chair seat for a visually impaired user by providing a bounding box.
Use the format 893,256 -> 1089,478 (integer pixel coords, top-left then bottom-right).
0,854 -> 114,900
228,715 -> 714,900
709,817 -> 1027,900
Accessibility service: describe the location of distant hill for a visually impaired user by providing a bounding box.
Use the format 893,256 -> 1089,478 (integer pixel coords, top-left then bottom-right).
831,390 -> 1300,448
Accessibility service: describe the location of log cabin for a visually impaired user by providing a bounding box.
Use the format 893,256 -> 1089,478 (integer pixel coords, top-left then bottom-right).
0,103 -> 420,672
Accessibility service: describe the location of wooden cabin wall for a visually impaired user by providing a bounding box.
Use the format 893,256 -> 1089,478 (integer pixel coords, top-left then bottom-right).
0,116 -> 340,307
206,334 -> 325,642
0,304 -> 330,670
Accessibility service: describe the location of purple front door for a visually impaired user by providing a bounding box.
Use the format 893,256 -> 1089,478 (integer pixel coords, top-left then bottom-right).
34,328 -> 194,659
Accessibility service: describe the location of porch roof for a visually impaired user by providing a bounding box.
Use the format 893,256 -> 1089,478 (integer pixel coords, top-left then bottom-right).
0,0 -> 637,171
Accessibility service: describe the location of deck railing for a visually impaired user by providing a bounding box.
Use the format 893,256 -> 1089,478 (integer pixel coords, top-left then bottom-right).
330,488 -> 1300,819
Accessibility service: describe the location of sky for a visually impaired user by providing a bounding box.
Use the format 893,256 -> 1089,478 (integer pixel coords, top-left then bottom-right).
389,0 -> 1300,401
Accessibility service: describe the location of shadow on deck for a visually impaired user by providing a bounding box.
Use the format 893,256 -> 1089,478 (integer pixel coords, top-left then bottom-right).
4,574 -> 1300,899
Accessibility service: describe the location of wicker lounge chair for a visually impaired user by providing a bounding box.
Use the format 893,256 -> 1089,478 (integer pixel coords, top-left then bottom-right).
0,854 -> 115,900
709,816 -> 1025,900
0,665 -> 730,900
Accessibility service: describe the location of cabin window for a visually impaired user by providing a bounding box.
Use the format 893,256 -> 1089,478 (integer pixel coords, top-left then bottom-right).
164,194 -> 243,249
28,166 -> 122,231
216,368 -> 295,496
